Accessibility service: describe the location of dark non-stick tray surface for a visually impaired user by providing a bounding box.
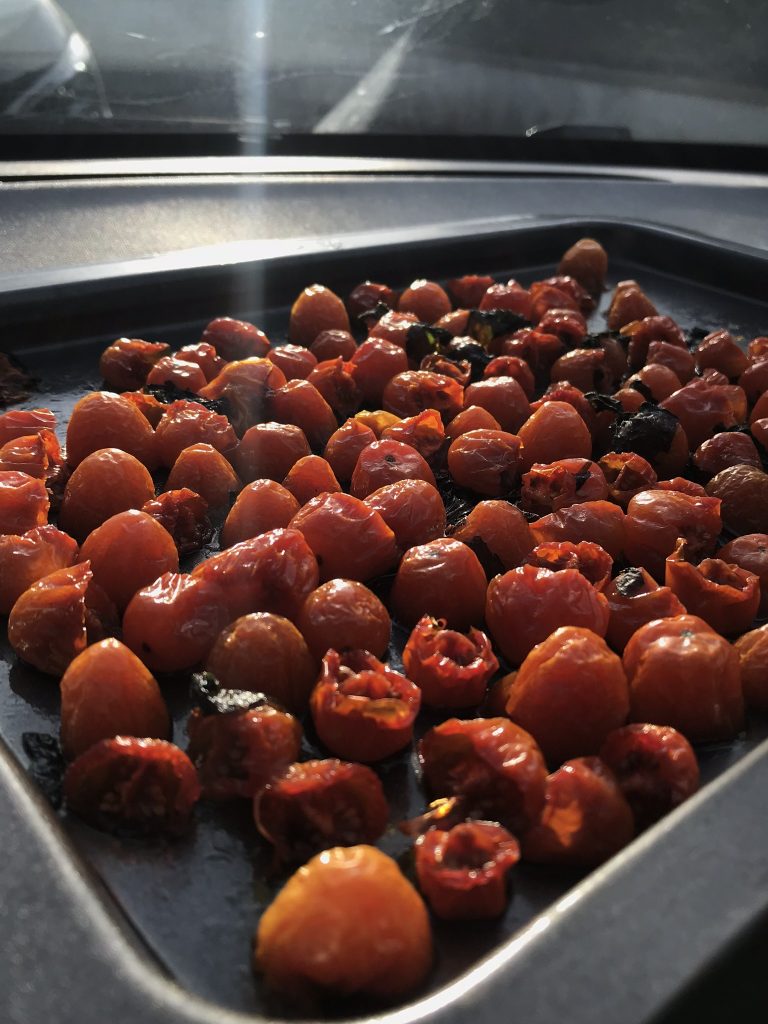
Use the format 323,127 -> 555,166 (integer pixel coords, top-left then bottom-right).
3,219 -> 768,1024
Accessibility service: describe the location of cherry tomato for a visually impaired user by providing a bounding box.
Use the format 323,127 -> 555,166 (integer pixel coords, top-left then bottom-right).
0,429 -> 63,484
381,409 -> 445,461
539,309 -> 589,347
623,615 -> 744,742
349,337 -> 409,406
531,500 -> 626,562
298,579 -> 391,660
391,538 -> 487,631
445,405 -> 502,439
478,282 -> 532,319
221,480 -> 300,548
418,717 -> 547,833
154,399 -> 237,468
141,488 -> 212,556
146,355 -> 207,393
447,274 -> 495,308
646,340 -> 695,384
451,500 -> 534,576
306,357 -> 362,419
501,328 -> 564,370
518,401 -> 592,471
64,737 -> 199,835
557,237 -> 608,293
0,408 -> 56,446
59,638 -> 170,758
199,359 -> 286,435
267,343 -> 317,381
694,329 -> 748,379
597,451 -> 657,508
603,567 -> 686,652
653,477 -> 707,497
540,275 -> 596,315
347,280 -> 397,319
447,429 -> 523,497
398,279 -> 451,323
402,615 -> 498,708
599,724 -> 699,830
267,380 -> 338,450
624,489 -> 722,579
66,391 -> 157,470
718,534 -> 768,613
368,309 -> 419,349
166,443 -> 241,509
310,329 -> 357,362
0,525 -> 78,614
462,378 -> 530,434
706,465 -> 768,534
734,625 -> 768,711
606,282 -> 658,332
234,421 -> 310,483
626,362 -> 682,402
529,283 -> 580,322
350,438 -> 436,499
521,458 -> 608,514
200,317 -> 270,360
524,540 -> 612,591
289,284 -> 350,345
177,342 -> 225,382
415,821 -> 519,920
58,448 -> 154,543
383,370 -> 464,423
530,384 -> 596,434
120,391 -> 166,427
354,409 -> 401,437
660,380 -> 736,450
0,470 -> 48,535
255,760 -> 389,863
8,562 -> 93,675
363,479 -> 446,551
665,545 -> 760,636
323,419 -> 377,483
482,354 -> 535,397
549,348 -> 607,392
282,454 -> 341,506
99,337 -> 170,391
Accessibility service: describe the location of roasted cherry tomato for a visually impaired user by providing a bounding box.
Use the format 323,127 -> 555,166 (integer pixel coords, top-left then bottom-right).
660,379 -> 736,450
307,357 -> 362,419
200,359 -> 286,436
289,284 -> 351,346
518,401 -> 592,471
200,316 -> 270,361
0,525 -> 78,614
418,717 -> 546,834
483,354 -> 536,398
445,405 -> 502,439
363,479 -> 446,552
624,489 -> 722,580
646,339 -> 694,383
402,615 -> 498,708
58,448 -> 155,543
154,399 -> 238,468
626,362 -> 682,402
255,760 -> 389,863
719,534 -> 768,613
166,443 -> 241,509
267,343 -> 318,381
603,567 -> 686,652
451,500 -> 534,575
397,279 -> 451,323
706,465 -> 768,534
283,454 -> 341,505
414,821 -> 519,920
383,371 -> 464,423
598,451 -> 657,508
347,280 -> 397,318
557,238 -> 608,294
530,499 -> 626,561
391,538 -> 487,631
255,845 -> 432,999
664,543 -> 759,636
121,391 -> 166,427
606,281 -> 658,332
623,615 -> 744,742
522,757 -> 634,866
0,408 -> 56,446
297,579 -> 391,660
9,562 -> 93,675
310,648 -> 421,762
462,378 -> 530,435
354,409 -> 401,437
350,338 -> 409,406
177,342 -> 225,382
446,274 -> 495,308
694,432 -> 761,475
350,438 -> 436,499
447,429 -> 522,497
694,329 -> 748,379
0,470 -> 49,535
98,337 -> 170,391
146,355 -> 207,393
267,379 -> 338,450
324,419 -> 378,483
734,625 -> 768,711
64,737 -> 199,835
381,409 -> 445,462
310,329 -> 357,362
599,724 -> 699,830
524,540 -> 612,590
141,488 -> 212,555
66,391 -> 157,470
530,384 -> 596,434
521,458 -> 608,514
59,638 -> 170,758
0,429 -> 64,485
479,281 -> 532,319
221,480 -> 300,548
234,421 -> 310,483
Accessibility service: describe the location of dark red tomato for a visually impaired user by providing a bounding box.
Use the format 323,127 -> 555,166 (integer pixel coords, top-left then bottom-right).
446,275 -> 495,308
402,615 -> 498,709
154,400 -> 237,468
600,724 -> 699,830
58,448 -> 154,543
606,283 -> 658,333
451,500 -> 534,574
267,380 -> 338,450
598,451 -> 658,508
141,488 -> 212,556
693,432 -> 761,475
310,649 -> 420,762
0,525 -> 78,614
324,419 -> 377,483
623,615 -> 744,742
603,567 -> 687,652
289,285 -> 351,346
518,402 -> 592,471
221,480 -> 300,548
694,329 -> 748,379
166,443 -> 241,510
660,379 -> 737,450
479,282 -> 532,319
234,422 -> 310,484
706,464 -> 768,534
363,479 -> 446,552
445,405 -> 502,439
350,438 -> 436,499
447,429 -> 523,497
531,500 -> 626,561
398,279 -> 451,323
626,363 -> 682,403
187,694 -> 302,800
350,337 -> 409,406
463,378 -> 530,434
347,280 -> 397,319
391,538 -> 487,631
267,344 -> 318,380
486,565 -> 609,666
522,757 -> 634,867
146,355 -> 207,393
719,534 -> 768,613
255,759 -> 389,863
368,309 -> 420,349
418,717 -> 547,833
0,470 -> 48,535
177,342 -> 225,382
383,370 -> 464,423
298,579 -> 391,660
540,275 -> 596,315
538,308 -> 588,346
59,638 -> 170,757
282,455 -> 341,506
0,408 -> 56,447
501,328 -> 564,370
735,625 -> 768,711
524,540 -> 612,591
193,528 -> 319,623
521,458 -> 608,514
64,737 -> 199,835
415,822 -> 519,920
201,317 -> 270,361
646,340 -> 695,384
310,330 -> 357,362
306,357 -> 362,419
99,337 -> 170,390
290,492 -> 398,582
483,355 -> 535,398
557,238 -> 608,294
66,391 -> 157,470
529,283 -> 580,322
665,547 -> 760,636
381,409 -> 445,461
624,489 -> 722,580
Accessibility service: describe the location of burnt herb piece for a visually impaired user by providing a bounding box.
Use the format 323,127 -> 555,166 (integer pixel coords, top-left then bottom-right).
22,732 -> 65,809
627,378 -> 655,403
613,568 -> 648,598
573,465 -> 592,491
688,326 -> 711,346
0,352 -> 38,406
405,323 -> 455,365
190,671 -> 272,717
356,301 -> 391,327
585,392 -> 622,414
145,383 -> 229,417
609,403 -> 679,460
434,471 -> 477,531
466,309 -> 528,346
444,339 -> 493,381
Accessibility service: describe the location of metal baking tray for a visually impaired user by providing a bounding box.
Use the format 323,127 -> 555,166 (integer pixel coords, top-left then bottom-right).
2,217 -> 768,1024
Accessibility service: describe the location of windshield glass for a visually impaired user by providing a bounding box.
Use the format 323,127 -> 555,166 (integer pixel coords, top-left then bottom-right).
2,0 -> 767,160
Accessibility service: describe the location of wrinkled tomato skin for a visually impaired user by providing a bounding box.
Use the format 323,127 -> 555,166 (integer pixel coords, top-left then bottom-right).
298,579 -> 391,660
531,500 -> 626,562
141,488 -> 212,556
122,572 -> 230,674
290,492 -> 398,583
154,400 -> 238,468
355,409 -> 402,437
626,362 -> 682,403
694,330 -> 748,380
415,821 -> 520,920
624,489 -> 722,580
462,378 -> 530,434
623,615 -> 744,742
479,282 -> 532,319
187,703 -> 302,800
530,284 -> 579,322
99,337 -> 170,391
194,528 -> 318,624
558,238 -> 608,293
289,285 -> 351,346
363,479 -> 446,552
201,317 -> 270,361
418,717 -> 547,833
268,380 -> 338,450
234,422 -> 311,483
255,760 -> 389,863
521,458 -> 608,515
200,359 -> 286,436
483,355 -> 535,398
121,391 -> 166,427
539,309 -> 589,347
445,405 -> 502,439
0,470 -> 49,535
255,845 -> 431,999
310,648 -> 421,762
383,371 -> 464,423
660,381 -> 737,451
79,510 -> 179,613
381,410 -> 445,462
59,638 -> 170,758
307,357 -> 362,419
706,465 -> 768,535
8,562 -> 92,675
402,615 -> 498,708
146,355 -> 207,393
324,419 -> 377,483
486,565 -> 609,666
447,429 -> 523,497
620,314 -> 685,369
598,451 -> 658,508
267,343 -> 318,381
719,534 -> 768,613
282,455 -> 341,505
64,736 -> 199,835
0,408 -> 56,446
505,627 -> 629,765
524,540 -> 612,591
221,480 -> 300,548
606,284 -> 658,333
348,280 -> 397,319
177,342 -> 225,382
310,329 -> 357,363
350,439 -> 436,499
58,448 -> 154,543
549,348 -> 606,391
0,429 -> 63,482
599,724 -> 699,831
654,477 -> 707,497
391,539 -> 487,631
501,328 -> 564,370
734,625 -> 768,711
451,500 -> 534,575
398,279 -> 451,323
368,309 -> 420,349
646,340 -> 695,384
207,612 -> 317,714
166,443 -> 241,509
665,552 -> 760,636
0,525 -> 78,614
351,334 -> 410,405
518,402 -> 592,471
604,567 -> 687,652
522,757 -> 634,867
448,274 -> 495,308
66,391 -> 157,470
